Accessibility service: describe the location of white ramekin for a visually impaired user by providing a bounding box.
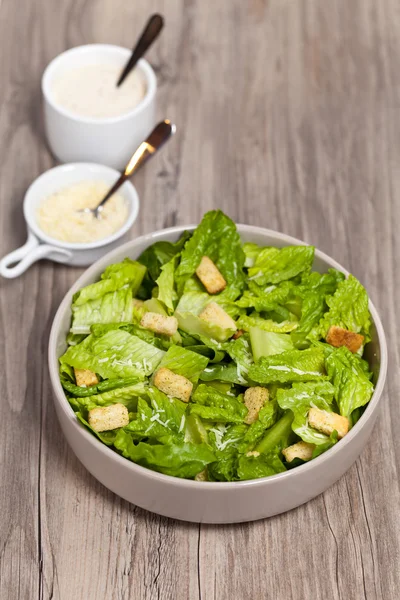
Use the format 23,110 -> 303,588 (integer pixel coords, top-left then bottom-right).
48,225 -> 387,523
42,44 -> 157,170
0,163 -> 139,278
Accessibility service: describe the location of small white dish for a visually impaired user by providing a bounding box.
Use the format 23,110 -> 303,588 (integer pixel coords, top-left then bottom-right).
0,163 -> 139,279
42,44 -> 157,169
48,225 -> 387,523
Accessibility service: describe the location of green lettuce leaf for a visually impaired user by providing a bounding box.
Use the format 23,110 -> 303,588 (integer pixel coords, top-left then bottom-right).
249,328 -> 294,362
61,373 -> 142,397
90,321 -> 173,351
184,413 -> 209,444
137,231 -> 192,297
199,363 -> 247,385
190,384 -> 248,423
125,388 -> 187,443
312,430 -> 339,458
237,452 -> 286,480
70,288 -> 134,335
114,431 -> 215,478
156,345 -> 209,383
325,346 -> 374,417
290,270 -> 345,346
70,382 -> 148,413
243,243 -> 261,267
222,335 -> 254,380
255,411 -> 295,454
248,347 -> 326,384
277,381 -> 335,445
237,314 -> 298,333
240,399 -> 279,450
66,332 -> 87,346
318,274 -> 371,340
72,258 -> 146,306
175,210 -> 245,297
236,281 -> 295,312
60,330 -> 165,379
247,245 -> 314,285
207,424 -> 248,481
155,256 -> 178,313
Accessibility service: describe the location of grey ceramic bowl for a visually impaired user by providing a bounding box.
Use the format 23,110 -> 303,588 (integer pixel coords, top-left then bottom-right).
48,225 -> 387,523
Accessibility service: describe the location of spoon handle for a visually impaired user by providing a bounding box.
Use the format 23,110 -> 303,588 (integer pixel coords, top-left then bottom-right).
95,120 -> 176,212
117,14 -> 164,87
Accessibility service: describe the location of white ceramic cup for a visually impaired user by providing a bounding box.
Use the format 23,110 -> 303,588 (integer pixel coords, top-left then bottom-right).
0,163 -> 139,279
42,44 -> 157,170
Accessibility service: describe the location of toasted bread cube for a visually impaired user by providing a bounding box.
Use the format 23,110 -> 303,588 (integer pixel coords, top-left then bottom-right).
88,403 -> 129,432
232,329 -> 244,340
195,469 -> 208,482
326,325 -> 364,353
74,368 -> 99,387
244,386 -> 269,424
153,367 -> 193,402
140,312 -> 178,337
282,441 -> 315,463
199,302 -> 237,332
308,407 -> 349,439
246,451 -> 260,457
196,256 -> 227,294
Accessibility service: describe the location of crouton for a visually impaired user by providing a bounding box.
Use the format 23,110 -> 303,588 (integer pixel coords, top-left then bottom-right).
140,312 -> 178,337
74,368 -> 99,387
88,403 -> 129,432
195,469 -> 208,482
246,451 -> 260,457
153,367 -> 193,403
195,256 -> 226,294
282,441 -> 315,463
326,325 -> 364,353
232,329 -> 244,340
199,302 -> 237,332
244,387 -> 269,424
308,407 -> 349,439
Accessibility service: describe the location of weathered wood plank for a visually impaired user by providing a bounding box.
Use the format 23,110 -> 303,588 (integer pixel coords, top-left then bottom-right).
0,0 -> 398,599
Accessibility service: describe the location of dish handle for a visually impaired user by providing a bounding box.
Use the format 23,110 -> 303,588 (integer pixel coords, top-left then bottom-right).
0,231 -> 73,279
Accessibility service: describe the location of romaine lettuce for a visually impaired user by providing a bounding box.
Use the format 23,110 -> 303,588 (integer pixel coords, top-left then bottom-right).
72,258 -> 146,306
247,245 -> 314,285
190,384 -> 248,423
175,210 -> 245,297
318,274 -> 371,340
156,345 -> 209,383
248,347 -> 326,384
325,346 -> 374,417
60,329 -> 165,379
114,431 -> 215,478
70,288 -> 134,334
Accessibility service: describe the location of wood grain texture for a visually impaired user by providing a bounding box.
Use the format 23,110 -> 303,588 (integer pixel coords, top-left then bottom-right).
0,0 -> 399,598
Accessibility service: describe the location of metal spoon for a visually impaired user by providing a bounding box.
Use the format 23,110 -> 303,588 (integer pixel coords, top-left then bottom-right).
117,14 -> 164,88
80,120 -> 175,219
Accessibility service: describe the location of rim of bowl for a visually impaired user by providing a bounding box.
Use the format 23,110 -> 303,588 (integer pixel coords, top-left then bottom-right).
25,162 -> 140,250
41,44 -> 157,125
48,224 -> 388,490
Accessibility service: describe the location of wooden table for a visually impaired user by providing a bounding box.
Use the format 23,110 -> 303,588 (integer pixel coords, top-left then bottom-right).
1,1 -> 399,598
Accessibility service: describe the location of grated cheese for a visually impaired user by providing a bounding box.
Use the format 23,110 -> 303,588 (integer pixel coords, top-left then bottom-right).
37,180 -> 129,244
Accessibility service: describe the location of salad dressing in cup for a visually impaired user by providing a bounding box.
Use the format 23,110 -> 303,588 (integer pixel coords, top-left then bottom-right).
42,44 -> 157,170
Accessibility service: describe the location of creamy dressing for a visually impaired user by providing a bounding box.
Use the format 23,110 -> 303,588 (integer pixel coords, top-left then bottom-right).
37,180 -> 129,244
51,63 -> 146,118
